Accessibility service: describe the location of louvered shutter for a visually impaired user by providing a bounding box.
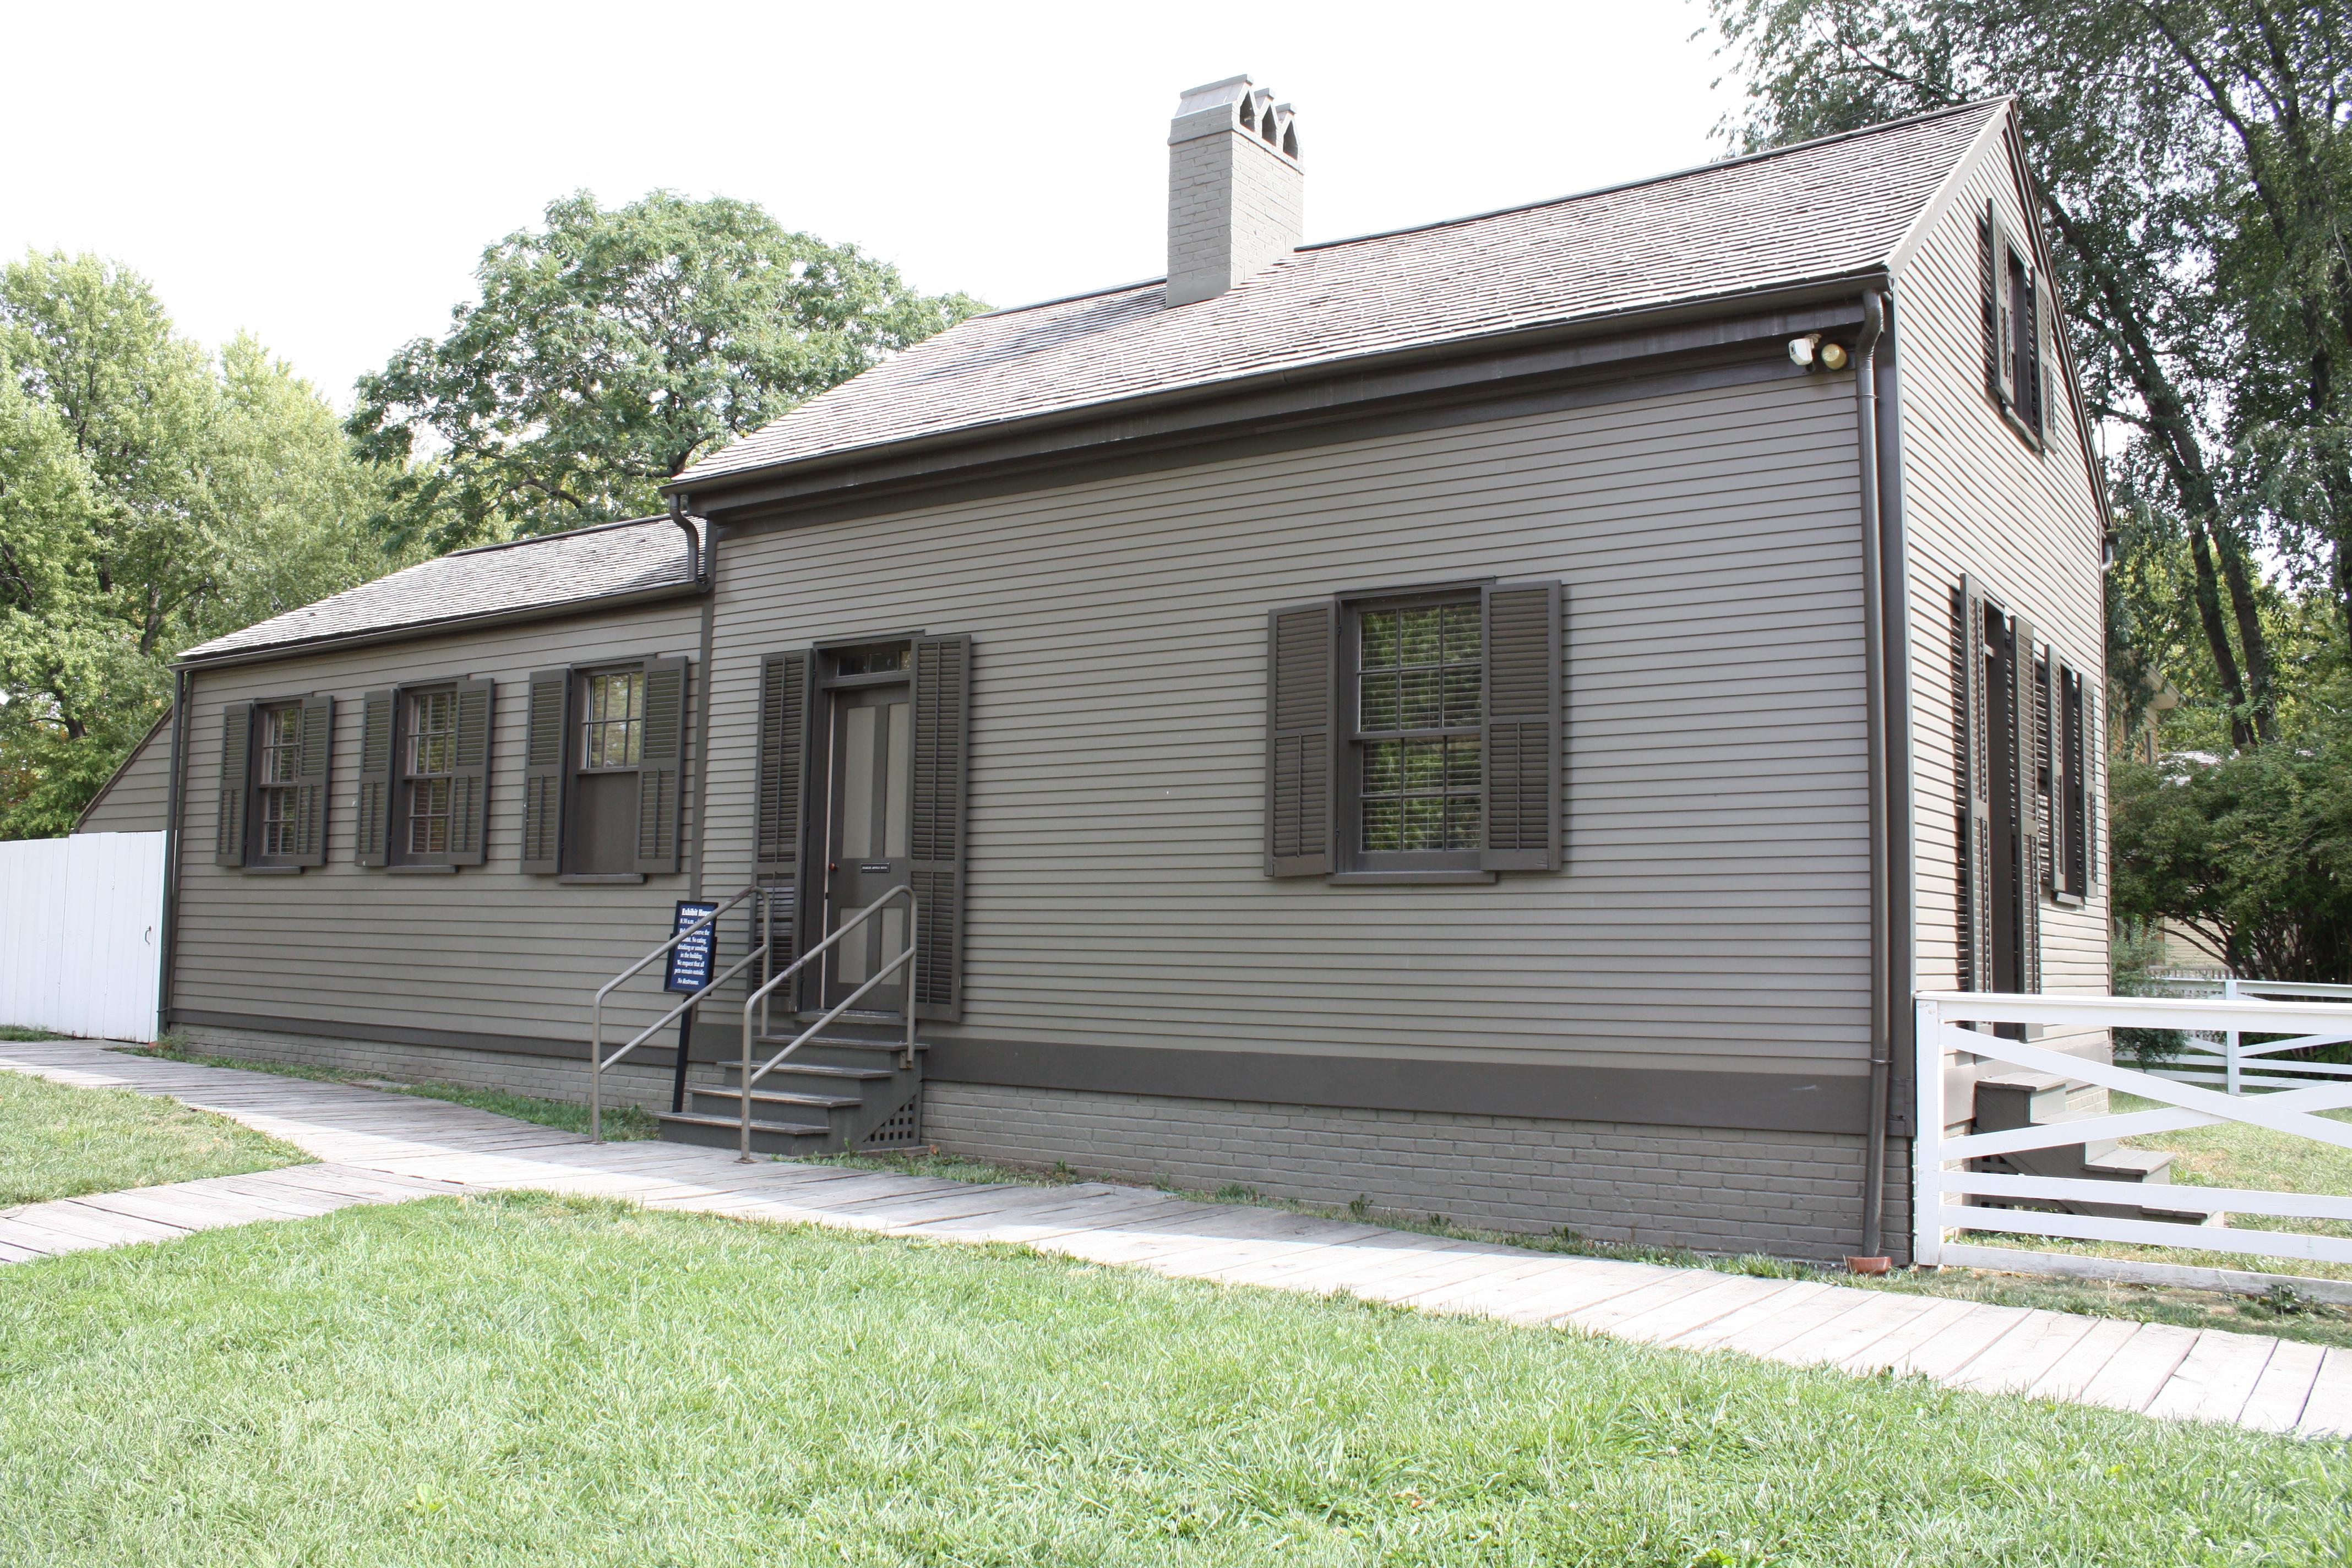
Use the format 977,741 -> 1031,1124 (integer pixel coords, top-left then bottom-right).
909,633 -> 971,1021
2011,614 -> 2043,993
754,651 -> 815,981
1980,204 -> 2003,409
291,694 -> 333,867
634,656 -> 688,875
214,701 -> 253,866
1956,582 -> 1995,992
2043,655 -> 2068,898
449,677 -> 495,866
355,688 -> 396,867
2061,662 -> 2090,897
520,668 -> 570,874
1482,581 -> 1563,872
1990,211 -> 2019,412
2034,270 -> 2056,444
1265,602 -> 1334,876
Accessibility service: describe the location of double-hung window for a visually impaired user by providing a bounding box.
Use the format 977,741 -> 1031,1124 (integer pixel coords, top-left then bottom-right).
253,702 -> 303,863
402,688 -> 459,856
216,695 -> 330,870
1351,597 -> 1484,870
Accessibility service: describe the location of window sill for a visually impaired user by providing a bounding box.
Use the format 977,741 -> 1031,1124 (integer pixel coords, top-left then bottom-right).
559,873 -> 647,885
1327,870 -> 1498,886
386,864 -> 458,875
240,865 -> 303,876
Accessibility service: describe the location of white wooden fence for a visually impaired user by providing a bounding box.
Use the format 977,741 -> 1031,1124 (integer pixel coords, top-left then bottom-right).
2138,976 -> 2352,1095
1915,990 -> 2352,1293
0,832 -> 166,1043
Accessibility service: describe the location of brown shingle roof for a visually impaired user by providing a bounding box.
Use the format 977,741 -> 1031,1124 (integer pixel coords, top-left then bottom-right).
676,102 -> 2001,490
179,515 -> 703,662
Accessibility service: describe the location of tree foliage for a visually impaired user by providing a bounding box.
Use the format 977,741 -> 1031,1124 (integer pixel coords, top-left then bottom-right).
2110,717 -> 2352,980
0,253 -> 402,838
348,191 -> 987,553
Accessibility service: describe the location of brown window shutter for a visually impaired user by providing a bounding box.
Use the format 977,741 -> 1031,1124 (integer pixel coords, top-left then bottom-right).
214,701 -> 253,867
2062,662 -> 2091,896
292,694 -> 333,867
1482,581 -> 1563,873
2043,655 -> 2068,898
634,656 -> 689,875
1980,204 -> 2003,409
754,650 -> 815,977
520,668 -> 570,874
449,677 -> 496,866
1990,211 -> 2019,412
2011,614 -> 2043,993
909,633 -> 971,1022
355,688 -> 396,867
2034,271 -> 2056,444
1265,602 -> 1334,876
1956,581 -> 1995,992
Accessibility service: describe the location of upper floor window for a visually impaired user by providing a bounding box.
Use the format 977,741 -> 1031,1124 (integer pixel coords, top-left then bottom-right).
583,669 -> 645,769
1982,199 -> 2051,448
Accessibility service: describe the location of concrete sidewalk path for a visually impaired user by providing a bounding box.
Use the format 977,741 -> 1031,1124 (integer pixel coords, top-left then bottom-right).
3,1039 -> 2345,1440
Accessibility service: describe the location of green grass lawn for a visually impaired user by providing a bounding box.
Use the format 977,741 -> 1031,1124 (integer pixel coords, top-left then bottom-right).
0,1069 -> 311,1207
0,1194 -> 2340,1567
122,1040 -> 661,1140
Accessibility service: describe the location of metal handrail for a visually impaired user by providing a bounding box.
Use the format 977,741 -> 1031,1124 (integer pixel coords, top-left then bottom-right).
737,885 -> 919,1160
589,884 -> 757,1141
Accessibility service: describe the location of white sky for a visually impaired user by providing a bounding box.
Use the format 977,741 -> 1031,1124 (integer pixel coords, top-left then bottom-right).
2,0 -> 1739,410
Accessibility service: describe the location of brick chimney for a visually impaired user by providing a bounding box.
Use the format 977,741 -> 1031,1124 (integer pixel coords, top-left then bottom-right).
1166,76 -> 1302,307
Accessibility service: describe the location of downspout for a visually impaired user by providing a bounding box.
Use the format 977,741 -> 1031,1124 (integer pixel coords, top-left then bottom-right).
156,666 -> 193,1042
1852,290 -> 1892,1263
671,493 -> 703,585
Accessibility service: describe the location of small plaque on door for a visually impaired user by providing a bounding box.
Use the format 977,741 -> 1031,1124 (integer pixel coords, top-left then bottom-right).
859,863 -> 891,873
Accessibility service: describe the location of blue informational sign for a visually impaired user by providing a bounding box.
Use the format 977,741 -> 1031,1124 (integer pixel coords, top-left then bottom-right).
665,901 -> 720,994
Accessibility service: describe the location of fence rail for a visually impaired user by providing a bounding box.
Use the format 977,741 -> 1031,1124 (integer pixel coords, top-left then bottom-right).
1914,990 -> 2352,1288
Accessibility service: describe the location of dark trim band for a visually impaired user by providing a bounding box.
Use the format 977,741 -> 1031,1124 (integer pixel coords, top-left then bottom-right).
170,1009 -> 1870,1134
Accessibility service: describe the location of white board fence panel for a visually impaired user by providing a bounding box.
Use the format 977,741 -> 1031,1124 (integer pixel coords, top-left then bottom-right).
0,832 -> 166,1043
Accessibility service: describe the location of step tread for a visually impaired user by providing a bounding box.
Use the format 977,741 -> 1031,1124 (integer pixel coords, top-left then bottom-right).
1978,1071 -> 2074,1092
731,1063 -> 894,1082
752,1035 -> 929,1054
657,1110 -> 830,1138
692,1087 -> 863,1109
2084,1147 -> 2175,1179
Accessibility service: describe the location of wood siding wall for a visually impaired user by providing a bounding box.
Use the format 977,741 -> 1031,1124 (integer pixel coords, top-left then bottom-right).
170,599 -> 707,1049
1895,134 -> 2111,1022
74,715 -> 174,835
705,373 -> 1876,1081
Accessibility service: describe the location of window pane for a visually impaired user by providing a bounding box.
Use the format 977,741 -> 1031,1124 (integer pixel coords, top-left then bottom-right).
1440,602 -> 1480,665
1401,797 -> 1442,850
1442,665 -> 1481,727
1362,740 -> 1400,796
1362,800 -> 1401,852
1446,737 -> 1482,790
1445,796 -> 1483,851
1398,606 -> 1441,666
1360,609 -> 1399,670
1359,671 -> 1399,732
1398,667 -> 1441,729
1401,738 -> 1443,789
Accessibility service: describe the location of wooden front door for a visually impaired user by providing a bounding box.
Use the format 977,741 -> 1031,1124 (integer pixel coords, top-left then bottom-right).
821,678 -> 913,1012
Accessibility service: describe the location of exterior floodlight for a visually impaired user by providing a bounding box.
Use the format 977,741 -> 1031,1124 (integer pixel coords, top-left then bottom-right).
1788,334 -> 1820,367
1819,341 -> 1850,371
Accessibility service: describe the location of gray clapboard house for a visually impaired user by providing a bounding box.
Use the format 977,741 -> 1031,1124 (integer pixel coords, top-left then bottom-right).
109,82 -> 2121,1264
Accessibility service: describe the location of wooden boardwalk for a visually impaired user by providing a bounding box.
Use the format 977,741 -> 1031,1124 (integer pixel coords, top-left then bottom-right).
3,1039 -> 2345,1440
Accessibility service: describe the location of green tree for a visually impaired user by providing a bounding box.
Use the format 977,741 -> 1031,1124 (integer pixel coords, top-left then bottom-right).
349,191 -> 987,553
0,253 -> 401,837
2110,714 -> 2352,980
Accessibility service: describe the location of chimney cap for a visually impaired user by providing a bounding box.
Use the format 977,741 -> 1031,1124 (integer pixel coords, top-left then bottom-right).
1169,74 -> 1300,161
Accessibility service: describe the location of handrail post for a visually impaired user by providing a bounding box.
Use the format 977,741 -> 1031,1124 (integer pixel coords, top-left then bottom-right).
1912,996 -> 1942,1268
741,983 -> 755,1162
903,891 -> 920,1069
590,993 -> 603,1143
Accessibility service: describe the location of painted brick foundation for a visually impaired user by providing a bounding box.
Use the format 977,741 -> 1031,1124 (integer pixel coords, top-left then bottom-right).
175,1024 -> 676,1113
925,1080 -> 1912,1265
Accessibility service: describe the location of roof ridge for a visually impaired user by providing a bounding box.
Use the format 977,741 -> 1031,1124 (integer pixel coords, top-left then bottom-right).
1295,97 -> 2010,256
444,512 -> 682,559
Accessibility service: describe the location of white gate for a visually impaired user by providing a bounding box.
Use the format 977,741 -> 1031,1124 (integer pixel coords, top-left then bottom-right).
0,832 -> 167,1043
